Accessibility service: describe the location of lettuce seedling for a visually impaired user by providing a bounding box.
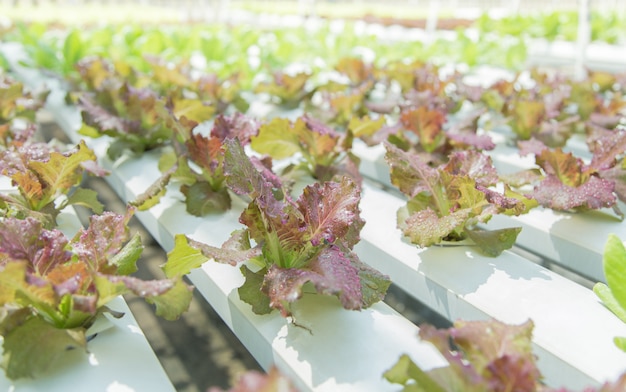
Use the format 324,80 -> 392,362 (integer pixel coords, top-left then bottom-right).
0,210 -> 193,379
382,106 -> 494,166
131,112 -> 259,216
593,234 -> 626,352
166,138 -> 390,318
254,70 -> 313,109
75,82 -> 176,160
505,133 -> 626,219
0,139 -> 107,228
384,318 -> 626,391
0,76 -> 49,148
250,115 -> 362,185
385,142 -> 530,256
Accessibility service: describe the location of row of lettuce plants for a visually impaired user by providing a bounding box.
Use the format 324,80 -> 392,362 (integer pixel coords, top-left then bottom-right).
0,73 -> 194,380
64,43 -> 626,255
3,23 -> 626,390
473,10 -> 626,45
1,20 -> 530,78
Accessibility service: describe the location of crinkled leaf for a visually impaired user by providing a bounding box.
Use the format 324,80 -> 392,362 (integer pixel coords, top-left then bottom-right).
535,148 -> 587,187
223,137 -> 284,218
448,319 -> 537,379
532,175 -> 617,211
385,141 -> 443,199
186,133 -> 222,173
211,113 -> 259,145
588,130 -> 626,172
404,319 -> 541,392
0,261 -> 56,310
165,233 -> 260,279
27,140 -> 98,199
251,117 -> 301,160
78,94 -> 132,135
1,315 -> 86,380
298,177 -> 364,248
261,246 -> 362,316
72,210 -> 133,272
444,150 -> 499,187
0,217 -> 71,276
398,207 -> 471,247
401,107 -> 446,153
465,227 -> 522,257
350,251 -> 391,308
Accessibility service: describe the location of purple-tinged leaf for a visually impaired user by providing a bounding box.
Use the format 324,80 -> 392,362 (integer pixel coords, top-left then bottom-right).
72,210 -> 133,272
447,132 -> 495,151
532,175 -> 617,212
384,141 -> 442,199
444,150 -> 499,187
212,113 -> 259,144
261,245 -> 362,317
0,217 -> 71,276
588,129 -> 626,172
599,166 -> 626,204
224,137 -> 284,217
298,177 -> 364,248
77,93 -> 134,135
398,207 -> 471,247
517,138 -> 549,157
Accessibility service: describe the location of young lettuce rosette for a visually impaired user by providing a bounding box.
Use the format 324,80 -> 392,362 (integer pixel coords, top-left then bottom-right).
0,139 -> 108,228
384,142 -> 533,256
384,318 -> 626,391
0,209 -> 192,379
166,138 -> 390,319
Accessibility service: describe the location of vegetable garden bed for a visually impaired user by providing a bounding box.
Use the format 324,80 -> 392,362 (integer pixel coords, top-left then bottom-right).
2,14 -> 626,391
